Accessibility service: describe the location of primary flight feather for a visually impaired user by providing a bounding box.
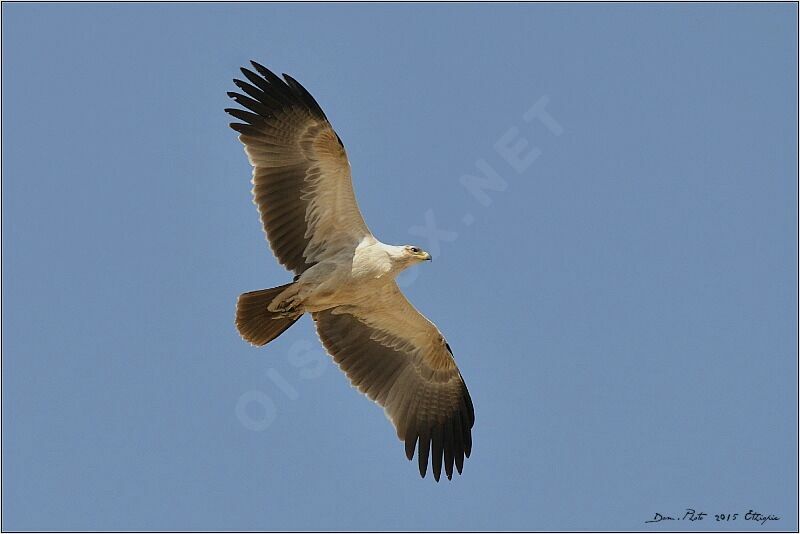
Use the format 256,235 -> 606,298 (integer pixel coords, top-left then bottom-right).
226,61 -> 475,481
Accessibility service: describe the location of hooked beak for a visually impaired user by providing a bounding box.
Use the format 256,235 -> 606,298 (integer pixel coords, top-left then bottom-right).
423,252 -> 432,261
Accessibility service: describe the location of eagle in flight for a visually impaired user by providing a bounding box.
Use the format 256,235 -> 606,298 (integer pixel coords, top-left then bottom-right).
226,61 -> 474,481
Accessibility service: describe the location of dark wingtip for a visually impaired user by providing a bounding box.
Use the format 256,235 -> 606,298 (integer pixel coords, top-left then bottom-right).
418,434 -> 430,479
405,436 -> 416,461
240,66 -> 256,78
229,122 -> 260,136
283,73 -> 328,120
250,60 -> 280,82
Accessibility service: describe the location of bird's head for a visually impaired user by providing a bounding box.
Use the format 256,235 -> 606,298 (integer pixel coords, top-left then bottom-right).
402,245 -> 433,264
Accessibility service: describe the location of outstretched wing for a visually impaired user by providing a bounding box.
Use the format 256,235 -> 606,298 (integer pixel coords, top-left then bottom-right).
226,61 -> 372,275
313,283 -> 475,481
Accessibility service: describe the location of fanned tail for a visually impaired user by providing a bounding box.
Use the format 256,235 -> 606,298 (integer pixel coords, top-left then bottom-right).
235,284 -> 302,346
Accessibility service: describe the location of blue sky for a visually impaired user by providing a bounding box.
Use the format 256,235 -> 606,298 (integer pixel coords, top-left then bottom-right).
2,2 -> 797,531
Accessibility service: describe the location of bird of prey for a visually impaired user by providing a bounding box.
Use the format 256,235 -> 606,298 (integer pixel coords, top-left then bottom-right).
225,61 -> 474,481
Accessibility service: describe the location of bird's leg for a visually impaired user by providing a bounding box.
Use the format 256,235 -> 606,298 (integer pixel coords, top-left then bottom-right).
272,309 -> 303,319
267,283 -> 305,317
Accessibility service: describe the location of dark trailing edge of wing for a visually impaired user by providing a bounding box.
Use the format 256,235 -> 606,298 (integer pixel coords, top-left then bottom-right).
225,60 -> 328,133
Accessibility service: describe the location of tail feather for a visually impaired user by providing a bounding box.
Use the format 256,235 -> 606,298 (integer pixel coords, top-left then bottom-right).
236,284 -> 302,346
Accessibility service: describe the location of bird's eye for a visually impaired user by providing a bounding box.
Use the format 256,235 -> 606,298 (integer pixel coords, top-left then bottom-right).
410,247 -> 420,253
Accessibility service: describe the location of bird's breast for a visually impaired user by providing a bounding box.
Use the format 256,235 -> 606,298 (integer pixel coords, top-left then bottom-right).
350,247 -> 393,280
